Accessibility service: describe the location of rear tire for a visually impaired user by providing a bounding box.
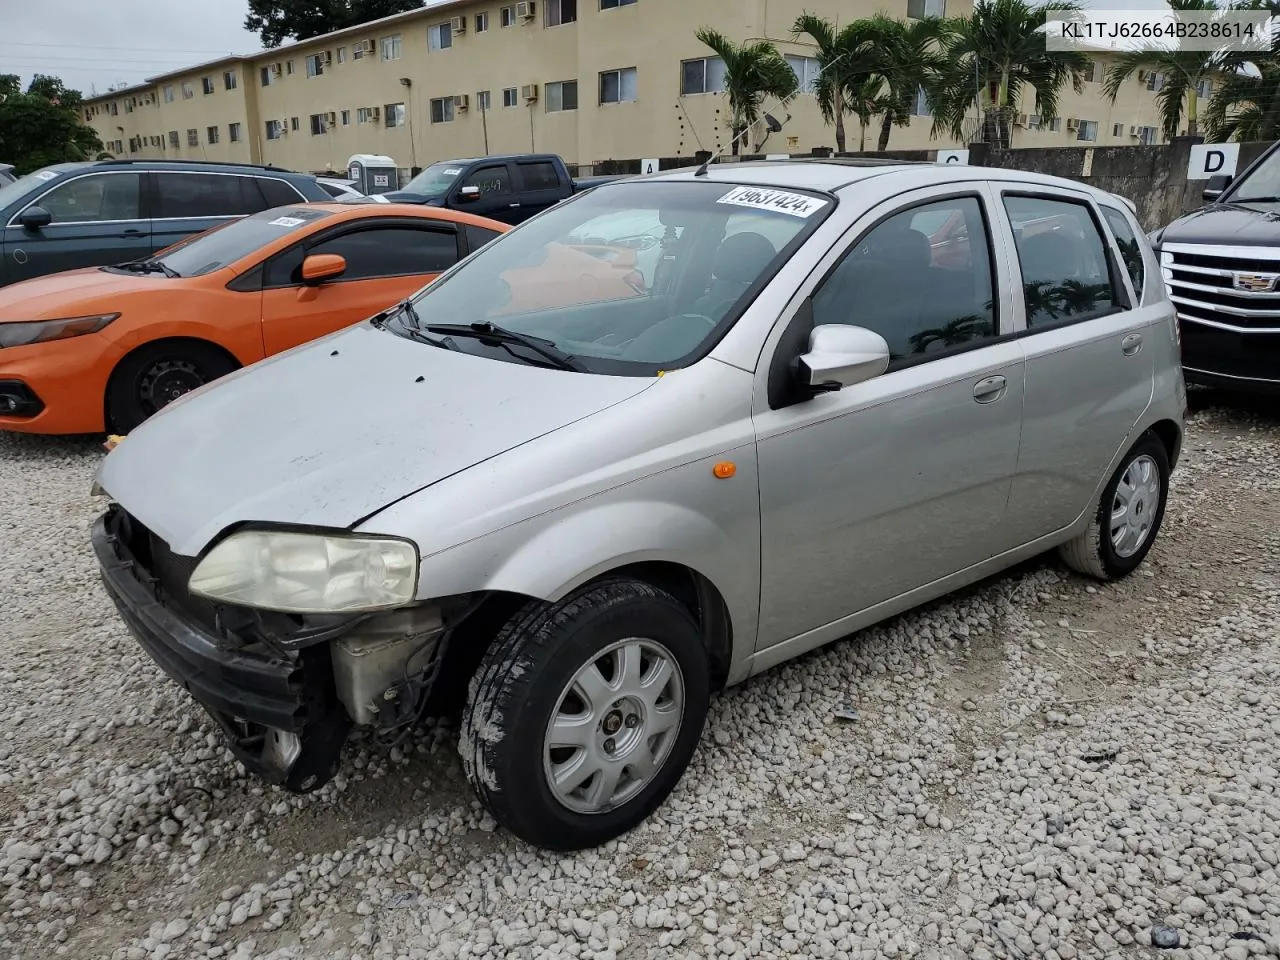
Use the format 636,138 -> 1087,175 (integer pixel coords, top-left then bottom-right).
1058,431 -> 1170,580
106,341 -> 237,433
459,578 -> 709,851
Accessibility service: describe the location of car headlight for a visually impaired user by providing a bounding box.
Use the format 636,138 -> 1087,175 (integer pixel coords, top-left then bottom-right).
188,529 -> 419,613
0,314 -> 119,349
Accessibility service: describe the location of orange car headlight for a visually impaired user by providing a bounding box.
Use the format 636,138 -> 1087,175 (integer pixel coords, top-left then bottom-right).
0,314 -> 120,350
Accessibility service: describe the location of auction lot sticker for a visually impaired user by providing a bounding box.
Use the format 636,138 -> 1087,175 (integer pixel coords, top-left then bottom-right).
717,186 -> 827,218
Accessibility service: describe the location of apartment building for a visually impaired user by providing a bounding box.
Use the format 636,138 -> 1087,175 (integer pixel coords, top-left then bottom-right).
84,0 -> 1184,176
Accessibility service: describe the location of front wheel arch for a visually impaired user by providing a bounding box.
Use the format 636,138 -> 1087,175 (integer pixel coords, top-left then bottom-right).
104,337 -> 241,432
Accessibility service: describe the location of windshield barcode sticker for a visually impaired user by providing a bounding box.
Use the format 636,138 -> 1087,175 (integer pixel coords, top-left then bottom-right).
34,171 -> 57,180
443,168 -> 461,176
717,186 -> 827,218
268,216 -> 305,227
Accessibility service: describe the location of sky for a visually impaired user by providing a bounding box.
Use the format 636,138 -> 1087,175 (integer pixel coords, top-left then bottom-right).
3,0 -> 1175,97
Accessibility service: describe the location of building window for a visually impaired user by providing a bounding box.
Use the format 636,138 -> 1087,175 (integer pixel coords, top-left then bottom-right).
163,85 -> 175,103
125,99 -> 134,114
186,128 -> 199,146
906,0 -> 945,16
290,116 -> 300,131
502,86 -> 519,107
476,11 -> 489,30
601,0 -> 637,7
224,70 -> 238,90
182,82 -> 194,99
680,57 -> 726,95
1083,61 -> 1099,82
546,0 -> 577,25
202,76 -> 215,95
1112,122 -> 1124,137
429,22 -> 452,50
1049,117 -> 1062,132
477,89 -> 492,111
1196,78 -> 1212,98
1146,71 -> 1163,91
784,55 -> 820,94
286,59 -> 296,75
1076,119 -> 1098,141
500,5 -> 516,25
385,101 -> 407,127
1137,125 -> 1157,145
310,113 -> 330,135
260,66 -> 273,86
912,87 -> 930,116
229,122 -> 242,142
265,119 -> 285,140
341,109 -> 351,125
109,102 -> 118,115
337,46 -> 348,63
430,97 -> 456,122
546,79 -> 578,111
357,106 -> 377,123
381,35 -> 402,59
599,67 -> 637,103
168,130 -> 180,147
306,54 -> 325,77
207,125 -> 220,144
1027,114 -> 1043,130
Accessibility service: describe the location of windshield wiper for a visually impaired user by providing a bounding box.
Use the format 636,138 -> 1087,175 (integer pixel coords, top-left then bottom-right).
423,321 -> 585,372
370,299 -> 455,350
114,259 -> 181,278
1228,196 -> 1280,204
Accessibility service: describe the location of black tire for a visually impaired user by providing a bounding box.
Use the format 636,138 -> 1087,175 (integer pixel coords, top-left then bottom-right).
1058,431 -> 1170,580
460,578 -> 710,851
106,341 -> 237,433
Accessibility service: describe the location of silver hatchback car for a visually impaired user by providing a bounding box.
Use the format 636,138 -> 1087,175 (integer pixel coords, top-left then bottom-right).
92,160 -> 1185,850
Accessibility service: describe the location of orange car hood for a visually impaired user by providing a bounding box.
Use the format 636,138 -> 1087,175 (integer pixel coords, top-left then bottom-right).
0,267 -> 183,321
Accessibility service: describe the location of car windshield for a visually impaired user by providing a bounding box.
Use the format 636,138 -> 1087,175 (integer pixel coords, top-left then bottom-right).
395,179 -> 832,374
400,161 -> 468,198
1225,148 -> 1280,203
0,168 -> 64,211
148,206 -> 338,276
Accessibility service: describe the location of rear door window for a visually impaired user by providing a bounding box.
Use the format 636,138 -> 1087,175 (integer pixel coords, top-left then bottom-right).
258,177 -> 307,207
1003,194 -> 1123,329
516,161 -> 561,191
1100,205 -> 1145,298
154,173 -> 270,219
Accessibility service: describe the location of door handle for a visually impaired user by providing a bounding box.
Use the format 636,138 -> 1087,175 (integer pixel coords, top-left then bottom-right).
973,375 -> 1007,403
119,229 -> 145,238
508,202 -> 521,208
1121,333 -> 1143,356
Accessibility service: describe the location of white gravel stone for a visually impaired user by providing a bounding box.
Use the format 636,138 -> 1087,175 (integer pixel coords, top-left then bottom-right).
2,399 -> 1280,960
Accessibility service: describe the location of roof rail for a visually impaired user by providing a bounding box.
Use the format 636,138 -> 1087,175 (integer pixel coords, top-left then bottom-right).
93,158 -> 300,173
789,156 -> 935,167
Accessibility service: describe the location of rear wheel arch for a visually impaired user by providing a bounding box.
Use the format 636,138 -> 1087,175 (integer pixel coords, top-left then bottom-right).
1147,417 -> 1183,469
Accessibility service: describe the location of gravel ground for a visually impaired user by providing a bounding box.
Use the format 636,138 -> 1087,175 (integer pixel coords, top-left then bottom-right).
2,390 -> 1280,960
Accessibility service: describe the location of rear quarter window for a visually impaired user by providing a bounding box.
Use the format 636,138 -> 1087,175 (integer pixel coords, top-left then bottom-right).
1100,205 -> 1146,301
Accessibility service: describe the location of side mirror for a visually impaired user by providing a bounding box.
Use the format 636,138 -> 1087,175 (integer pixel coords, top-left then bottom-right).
797,324 -> 890,392
457,185 -> 481,202
1203,173 -> 1232,203
301,253 -> 347,285
19,206 -> 53,231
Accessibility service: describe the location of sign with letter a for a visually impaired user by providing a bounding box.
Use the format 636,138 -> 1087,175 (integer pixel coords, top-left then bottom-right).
641,158 -> 659,175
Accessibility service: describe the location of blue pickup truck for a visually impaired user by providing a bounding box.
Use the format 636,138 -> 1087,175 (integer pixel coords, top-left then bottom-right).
382,153 -> 624,225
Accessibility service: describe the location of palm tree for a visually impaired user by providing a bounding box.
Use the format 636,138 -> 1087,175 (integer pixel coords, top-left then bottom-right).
1204,58 -> 1280,141
1100,0 -> 1237,139
858,13 -> 949,151
848,75 -> 893,150
791,14 -> 875,154
931,0 -> 1089,148
694,28 -> 799,156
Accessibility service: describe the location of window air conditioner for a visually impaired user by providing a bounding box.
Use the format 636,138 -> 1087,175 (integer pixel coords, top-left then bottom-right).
454,94 -> 469,110
522,83 -> 539,101
516,1 -> 535,18
450,16 -> 466,32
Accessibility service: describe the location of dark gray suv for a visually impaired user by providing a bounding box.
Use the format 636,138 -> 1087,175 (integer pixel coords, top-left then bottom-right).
0,159 -> 330,287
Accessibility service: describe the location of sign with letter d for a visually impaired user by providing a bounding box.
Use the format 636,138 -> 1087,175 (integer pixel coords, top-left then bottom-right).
1187,143 -> 1239,181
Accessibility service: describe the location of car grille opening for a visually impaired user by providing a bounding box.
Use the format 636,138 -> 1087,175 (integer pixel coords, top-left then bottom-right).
1165,247 -> 1280,332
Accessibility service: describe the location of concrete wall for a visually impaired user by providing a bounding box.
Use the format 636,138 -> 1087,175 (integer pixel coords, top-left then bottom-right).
667,138 -> 1275,231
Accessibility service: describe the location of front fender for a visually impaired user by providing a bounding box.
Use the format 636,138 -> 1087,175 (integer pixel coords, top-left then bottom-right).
409,450 -> 762,677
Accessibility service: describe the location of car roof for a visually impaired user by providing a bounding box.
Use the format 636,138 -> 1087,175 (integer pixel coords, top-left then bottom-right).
294,200 -> 511,230
645,159 -> 1133,211
83,159 -> 315,179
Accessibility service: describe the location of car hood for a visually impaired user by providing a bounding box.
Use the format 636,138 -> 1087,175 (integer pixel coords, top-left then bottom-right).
1159,203 -> 1280,247
0,267 -> 171,320
97,322 -> 657,557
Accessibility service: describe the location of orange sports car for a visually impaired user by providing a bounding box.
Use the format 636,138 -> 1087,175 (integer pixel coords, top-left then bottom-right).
0,202 -> 510,435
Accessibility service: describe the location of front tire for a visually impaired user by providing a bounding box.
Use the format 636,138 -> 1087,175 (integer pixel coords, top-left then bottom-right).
106,341 -> 237,433
460,578 -> 710,851
1058,431 -> 1170,580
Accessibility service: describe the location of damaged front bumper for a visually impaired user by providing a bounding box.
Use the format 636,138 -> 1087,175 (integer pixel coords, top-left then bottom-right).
92,506 -> 447,793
